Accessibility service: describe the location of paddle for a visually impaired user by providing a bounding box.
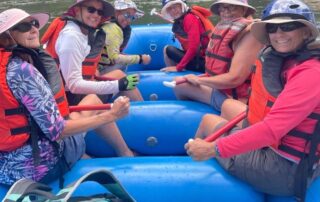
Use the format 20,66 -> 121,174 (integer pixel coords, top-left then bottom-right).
69,104 -> 112,112
150,8 -> 173,23
204,111 -> 246,142
187,111 -> 246,144
163,74 -> 208,88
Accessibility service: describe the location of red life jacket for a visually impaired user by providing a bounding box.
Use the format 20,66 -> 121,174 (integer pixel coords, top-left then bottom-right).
247,47 -> 320,162
172,6 -> 213,57
205,18 -> 252,99
0,47 -> 69,151
41,17 -> 104,80
0,49 -> 30,151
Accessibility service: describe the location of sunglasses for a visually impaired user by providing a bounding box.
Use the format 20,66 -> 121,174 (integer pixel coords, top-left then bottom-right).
11,19 -> 40,33
83,6 -> 104,16
266,22 -> 306,34
123,13 -> 137,21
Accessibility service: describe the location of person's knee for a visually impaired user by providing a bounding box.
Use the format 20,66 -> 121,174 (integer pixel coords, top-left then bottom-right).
109,69 -> 126,79
221,98 -> 246,119
221,99 -> 235,113
81,94 -> 103,105
202,114 -> 223,126
163,45 -> 169,56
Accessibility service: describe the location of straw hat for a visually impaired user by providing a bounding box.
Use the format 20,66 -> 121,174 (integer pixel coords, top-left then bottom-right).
210,0 -> 256,17
0,8 -> 49,34
66,0 -> 114,17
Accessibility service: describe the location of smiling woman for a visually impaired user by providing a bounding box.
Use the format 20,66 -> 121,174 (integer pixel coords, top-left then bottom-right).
1,0 -> 319,25
10,18 -> 42,48
186,0 -> 320,201
0,6 -> 134,186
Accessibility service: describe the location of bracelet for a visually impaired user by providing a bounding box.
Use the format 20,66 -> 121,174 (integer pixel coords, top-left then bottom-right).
215,144 -> 221,157
138,55 -> 143,64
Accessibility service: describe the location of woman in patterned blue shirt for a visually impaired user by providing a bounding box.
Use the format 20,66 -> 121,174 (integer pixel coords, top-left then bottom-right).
0,8 -> 130,186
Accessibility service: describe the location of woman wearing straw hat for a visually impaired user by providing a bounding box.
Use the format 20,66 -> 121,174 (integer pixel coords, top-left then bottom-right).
98,0 -> 151,75
0,8 -> 130,185
41,0 -> 143,157
173,0 -> 262,111
186,0 -> 320,200
159,0 -> 213,73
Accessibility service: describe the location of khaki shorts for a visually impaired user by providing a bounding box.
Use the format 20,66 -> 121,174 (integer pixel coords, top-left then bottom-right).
214,123 -> 320,196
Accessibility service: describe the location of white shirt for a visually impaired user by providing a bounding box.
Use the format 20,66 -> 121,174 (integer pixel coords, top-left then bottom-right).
56,21 -> 119,95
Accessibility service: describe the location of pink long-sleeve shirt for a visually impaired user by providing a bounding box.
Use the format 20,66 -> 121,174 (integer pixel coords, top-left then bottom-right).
217,58 -> 320,163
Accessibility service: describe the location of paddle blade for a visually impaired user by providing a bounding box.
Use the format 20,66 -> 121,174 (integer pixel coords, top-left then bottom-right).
163,81 -> 176,88
150,8 -> 156,16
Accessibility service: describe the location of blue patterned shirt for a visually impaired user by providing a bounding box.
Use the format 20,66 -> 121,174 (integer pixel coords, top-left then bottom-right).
0,56 -> 65,185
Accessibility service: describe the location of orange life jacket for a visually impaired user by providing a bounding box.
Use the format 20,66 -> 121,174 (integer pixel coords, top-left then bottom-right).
0,47 -> 69,151
172,6 -> 214,56
41,17 -> 105,80
247,47 -> 320,162
0,49 -> 30,151
205,17 -> 252,99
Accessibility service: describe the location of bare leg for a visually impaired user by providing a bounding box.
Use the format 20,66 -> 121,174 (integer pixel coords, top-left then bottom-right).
102,69 -> 143,101
174,83 -> 212,104
195,114 -> 227,139
220,98 -> 247,127
163,45 -> 177,66
69,94 -> 133,157
94,122 -> 133,156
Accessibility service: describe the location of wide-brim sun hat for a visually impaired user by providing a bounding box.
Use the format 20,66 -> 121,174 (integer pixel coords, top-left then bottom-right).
66,0 -> 114,18
0,8 -> 49,34
210,0 -> 256,17
161,0 -> 189,20
114,0 -> 144,18
251,17 -> 320,44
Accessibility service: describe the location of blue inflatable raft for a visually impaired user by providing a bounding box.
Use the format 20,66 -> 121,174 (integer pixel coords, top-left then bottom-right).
124,24 -> 181,71
0,24 -> 319,202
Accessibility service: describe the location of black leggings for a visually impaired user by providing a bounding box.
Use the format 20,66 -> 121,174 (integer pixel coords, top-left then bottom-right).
166,45 -> 205,73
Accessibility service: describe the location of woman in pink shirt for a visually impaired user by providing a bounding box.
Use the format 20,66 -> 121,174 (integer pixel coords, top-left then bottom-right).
185,0 -> 320,200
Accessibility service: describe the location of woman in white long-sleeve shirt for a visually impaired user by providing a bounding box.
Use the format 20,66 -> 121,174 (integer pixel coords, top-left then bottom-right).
42,0 -> 138,156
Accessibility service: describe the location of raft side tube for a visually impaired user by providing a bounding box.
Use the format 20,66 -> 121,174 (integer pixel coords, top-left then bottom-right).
135,70 -> 201,100
124,24 -> 181,71
85,101 -> 218,157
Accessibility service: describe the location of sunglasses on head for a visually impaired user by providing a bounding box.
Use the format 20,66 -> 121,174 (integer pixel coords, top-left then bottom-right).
266,22 -> 306,34
11,19 -> 40,33
83,6 -> 104,16
123,13 -> 137,21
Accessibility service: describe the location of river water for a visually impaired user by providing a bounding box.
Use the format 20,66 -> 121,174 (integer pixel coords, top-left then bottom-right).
1,0 -> 319,25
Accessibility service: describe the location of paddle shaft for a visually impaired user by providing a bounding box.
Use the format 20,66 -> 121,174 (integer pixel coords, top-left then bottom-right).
204,111 -> 246,142
69,104 -> 112,112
